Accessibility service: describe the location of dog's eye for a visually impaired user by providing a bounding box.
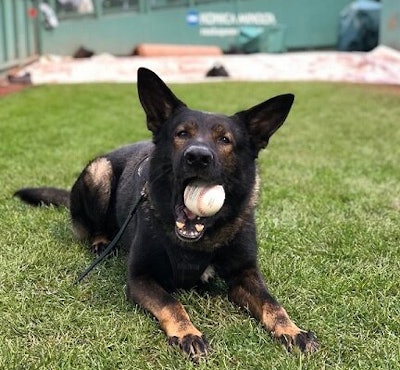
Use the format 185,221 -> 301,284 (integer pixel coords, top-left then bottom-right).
218,136 -> 231,145
176,130 -> 189,139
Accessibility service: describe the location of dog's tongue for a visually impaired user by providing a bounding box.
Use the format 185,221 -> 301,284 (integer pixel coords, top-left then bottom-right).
184,207 -> 197,220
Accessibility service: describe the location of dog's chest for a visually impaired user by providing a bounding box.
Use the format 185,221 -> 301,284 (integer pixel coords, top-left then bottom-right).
166,246 -> 213,288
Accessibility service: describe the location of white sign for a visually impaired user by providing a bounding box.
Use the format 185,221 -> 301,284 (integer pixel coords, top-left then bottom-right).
186,10 -> 277,39
199,12 -> 276,26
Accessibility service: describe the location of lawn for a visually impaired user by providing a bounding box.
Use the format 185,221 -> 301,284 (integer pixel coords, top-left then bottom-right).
0,81 -> 399,370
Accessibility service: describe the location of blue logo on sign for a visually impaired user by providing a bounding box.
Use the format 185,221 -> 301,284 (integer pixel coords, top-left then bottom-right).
186,10 -> 199,26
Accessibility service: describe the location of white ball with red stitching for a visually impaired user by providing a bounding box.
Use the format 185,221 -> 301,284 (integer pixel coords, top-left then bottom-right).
184,182 -> 225,217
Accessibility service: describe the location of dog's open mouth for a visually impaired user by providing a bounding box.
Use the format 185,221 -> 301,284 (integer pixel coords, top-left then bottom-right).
175,204 -> 206,242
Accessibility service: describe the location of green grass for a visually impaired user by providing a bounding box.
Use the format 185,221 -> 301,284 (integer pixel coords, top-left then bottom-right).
1,81 -> 399,370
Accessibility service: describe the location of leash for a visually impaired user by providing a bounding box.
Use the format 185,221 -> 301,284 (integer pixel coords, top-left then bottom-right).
75,184 -> 148,284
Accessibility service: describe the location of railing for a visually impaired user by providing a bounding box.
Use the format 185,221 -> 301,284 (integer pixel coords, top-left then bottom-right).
45,0 -> 235,19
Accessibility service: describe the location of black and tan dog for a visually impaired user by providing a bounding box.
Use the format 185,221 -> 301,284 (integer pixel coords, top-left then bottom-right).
15,68 -> 318,360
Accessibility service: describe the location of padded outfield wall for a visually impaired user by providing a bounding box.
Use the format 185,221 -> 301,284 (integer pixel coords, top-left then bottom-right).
38,0 -> 352,56
380,0 -> 400,50
0,0 -> 38,71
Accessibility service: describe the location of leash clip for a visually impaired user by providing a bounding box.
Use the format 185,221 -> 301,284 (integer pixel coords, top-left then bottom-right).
140,182 -> 148,199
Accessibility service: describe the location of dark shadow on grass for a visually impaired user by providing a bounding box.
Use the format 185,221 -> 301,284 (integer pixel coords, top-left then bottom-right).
195,278 -> 228,297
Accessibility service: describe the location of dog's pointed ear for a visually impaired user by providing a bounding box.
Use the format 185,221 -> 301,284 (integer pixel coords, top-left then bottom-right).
137,68 -> 187,134
235,94 -> 294,156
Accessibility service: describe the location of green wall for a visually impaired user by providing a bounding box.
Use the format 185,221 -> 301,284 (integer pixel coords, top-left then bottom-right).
38,0 -> 352,56
0,0 -> 37,71
380,0 -> 400,50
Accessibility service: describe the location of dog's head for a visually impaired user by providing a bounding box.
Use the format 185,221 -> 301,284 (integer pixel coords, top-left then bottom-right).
137,67 -> 294,245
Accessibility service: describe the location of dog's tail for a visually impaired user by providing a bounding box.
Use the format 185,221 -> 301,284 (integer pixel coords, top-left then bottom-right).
14,187 -> 70,208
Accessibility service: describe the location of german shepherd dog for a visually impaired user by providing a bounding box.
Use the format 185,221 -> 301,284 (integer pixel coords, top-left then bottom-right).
15,68 -> 318,360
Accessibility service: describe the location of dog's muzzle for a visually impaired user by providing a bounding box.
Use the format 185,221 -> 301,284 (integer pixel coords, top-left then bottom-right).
173,145 -> 219,242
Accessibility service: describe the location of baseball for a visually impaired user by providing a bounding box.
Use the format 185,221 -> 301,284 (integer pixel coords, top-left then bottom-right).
184,181 -> 225,217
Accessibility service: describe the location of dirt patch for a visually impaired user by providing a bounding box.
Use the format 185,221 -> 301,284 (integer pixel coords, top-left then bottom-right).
0,78 -> 30,97
369,84 -> 400,95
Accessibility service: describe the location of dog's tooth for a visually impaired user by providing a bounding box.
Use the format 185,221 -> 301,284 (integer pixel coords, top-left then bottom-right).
195,224 -> 205,232
176,221 -> 185,229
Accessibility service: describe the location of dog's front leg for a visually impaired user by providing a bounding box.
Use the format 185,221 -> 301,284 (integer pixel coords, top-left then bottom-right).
228,267 -> 318,354
127,276 -> 208,360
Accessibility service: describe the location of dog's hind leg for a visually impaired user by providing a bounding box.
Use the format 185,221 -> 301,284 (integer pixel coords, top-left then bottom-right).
70,157 -> 116,254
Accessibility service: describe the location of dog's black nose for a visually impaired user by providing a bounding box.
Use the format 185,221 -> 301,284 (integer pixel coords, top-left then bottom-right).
184,145 -> 213,169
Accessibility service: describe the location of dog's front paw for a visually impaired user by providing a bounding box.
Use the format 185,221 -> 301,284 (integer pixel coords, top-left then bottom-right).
279,330 -> 319,354
168,334 -> 209,361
